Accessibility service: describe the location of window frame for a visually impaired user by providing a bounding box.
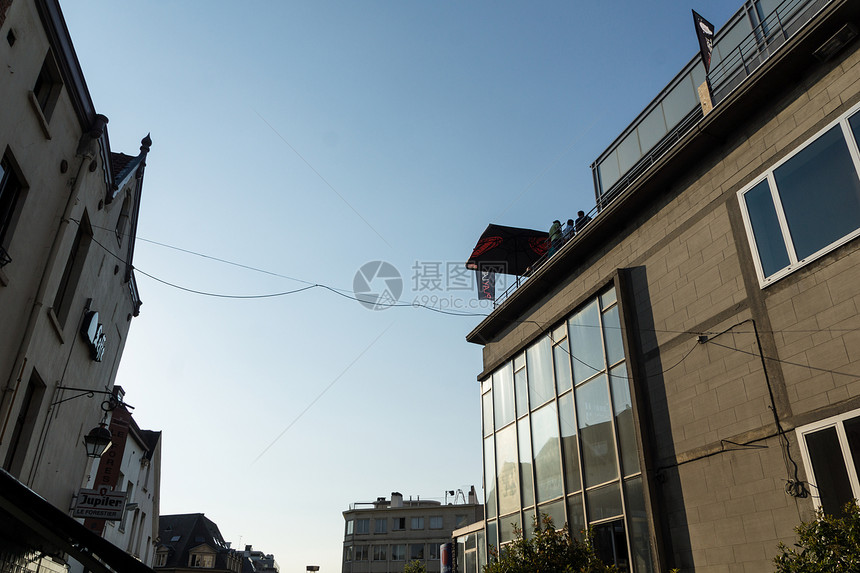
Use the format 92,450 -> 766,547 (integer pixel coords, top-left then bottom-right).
738,102 -> 860,287
374,517 -> 387,534
796,409 -> 860,514
355,518 -> 370,534
0,152 -> 26,259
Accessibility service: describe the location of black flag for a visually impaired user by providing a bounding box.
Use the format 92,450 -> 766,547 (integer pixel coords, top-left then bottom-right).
476,267 -> 495,301
693,10 -> 715,73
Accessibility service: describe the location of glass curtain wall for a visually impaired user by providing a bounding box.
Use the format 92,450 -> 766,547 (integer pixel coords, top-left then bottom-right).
481,286 -> 653,573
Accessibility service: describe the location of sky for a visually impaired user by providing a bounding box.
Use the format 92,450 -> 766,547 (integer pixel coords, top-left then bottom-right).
61,2 -> 743,571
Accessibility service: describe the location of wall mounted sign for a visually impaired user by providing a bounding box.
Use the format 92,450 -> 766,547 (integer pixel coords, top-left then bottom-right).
80,310 -> 106,362
73,487 -> 126,520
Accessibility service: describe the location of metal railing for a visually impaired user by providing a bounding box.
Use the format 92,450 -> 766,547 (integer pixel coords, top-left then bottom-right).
594,0 -> 831,210
490,0 -> 832,308
490,209 -> 598,306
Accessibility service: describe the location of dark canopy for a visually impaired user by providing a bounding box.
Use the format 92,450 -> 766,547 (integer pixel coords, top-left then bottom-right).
466,224 -> 549,276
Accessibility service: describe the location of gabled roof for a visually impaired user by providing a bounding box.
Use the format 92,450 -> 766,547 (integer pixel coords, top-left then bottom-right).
158,513 -> 235,570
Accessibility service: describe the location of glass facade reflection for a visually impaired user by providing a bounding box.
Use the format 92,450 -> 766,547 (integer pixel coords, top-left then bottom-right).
480,286 -> 652,572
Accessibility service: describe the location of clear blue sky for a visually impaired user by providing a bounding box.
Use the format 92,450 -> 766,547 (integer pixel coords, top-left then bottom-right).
63,2 -> 742,570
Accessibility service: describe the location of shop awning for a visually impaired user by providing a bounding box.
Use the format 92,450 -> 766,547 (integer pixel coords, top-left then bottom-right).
0,469 -> 155,573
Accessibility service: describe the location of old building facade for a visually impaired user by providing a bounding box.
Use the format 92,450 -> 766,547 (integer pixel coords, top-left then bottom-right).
0,1 -> 152,571
468,0 -> 860,571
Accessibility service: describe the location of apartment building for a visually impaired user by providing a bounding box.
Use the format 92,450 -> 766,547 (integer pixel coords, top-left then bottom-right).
342,490 -> 482,573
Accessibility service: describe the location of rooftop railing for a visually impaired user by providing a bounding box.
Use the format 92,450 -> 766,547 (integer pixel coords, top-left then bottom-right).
490,0 -> 833,307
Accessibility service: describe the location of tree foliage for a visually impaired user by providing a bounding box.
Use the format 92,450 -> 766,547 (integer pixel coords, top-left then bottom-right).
774,502 -> 860,573
482,514 -> 616,573
404,559 -> 427,573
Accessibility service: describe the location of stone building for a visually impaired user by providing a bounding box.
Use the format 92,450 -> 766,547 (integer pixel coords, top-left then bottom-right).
342,490 -> 482,573
467,0 -> 860,571
0,0 -> 152,571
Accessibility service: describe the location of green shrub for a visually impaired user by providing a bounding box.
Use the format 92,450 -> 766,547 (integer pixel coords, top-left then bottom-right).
482,514 -> 616,573
404,559 -> 427,573
774,502 -> 860,573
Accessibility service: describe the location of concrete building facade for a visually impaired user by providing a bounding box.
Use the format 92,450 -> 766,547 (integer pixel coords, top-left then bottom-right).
467,0 -> 860,571
342,491 -> 482,573
0,0 -> 152,571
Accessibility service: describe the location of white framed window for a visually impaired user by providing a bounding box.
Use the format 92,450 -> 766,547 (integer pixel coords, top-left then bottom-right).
411,516 -> 424,530
345,519 -> 354,536
391,544 -> 406,561
797,409 -> 860,515
372,545 -> 387,561
355,545 -> 369,561
428,543 -> 440,560
738,103 -> 860,286
392,517 -> 406,530
154,550 -> 168,567
429,515 -> 444,529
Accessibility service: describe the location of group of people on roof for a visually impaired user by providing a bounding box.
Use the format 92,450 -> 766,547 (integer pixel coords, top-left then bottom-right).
548,210 -> 591,256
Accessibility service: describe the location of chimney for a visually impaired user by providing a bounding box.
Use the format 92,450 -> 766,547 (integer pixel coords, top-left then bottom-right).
468,486 -> 477,505
391,492 -> 403,508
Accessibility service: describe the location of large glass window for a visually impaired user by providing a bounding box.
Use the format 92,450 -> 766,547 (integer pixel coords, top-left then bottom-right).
518,418 -> 535,508
611,365 -> 639,477
514,354 -> 529,417
527,338 -> 554,408
496,424 -> 520,515
553,326 -> 573,395
480,286 -> 651,571
558,393 -> 582,494
577,375 -> 618,487
569,300 -> 603,384
494,364 -> 515,429
531,403 -> 563,502
740,107 -> 860,284
484,436 -> 497,518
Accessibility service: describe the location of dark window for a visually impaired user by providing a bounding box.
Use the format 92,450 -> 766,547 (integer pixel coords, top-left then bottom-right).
805,424 -> 857,515
53,217 -> 92,328
32,50 -> 62,122
115,194 -> 131,245
0,155 -> 24,258
410,543 -> 424,560
3,371 -> 46,477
